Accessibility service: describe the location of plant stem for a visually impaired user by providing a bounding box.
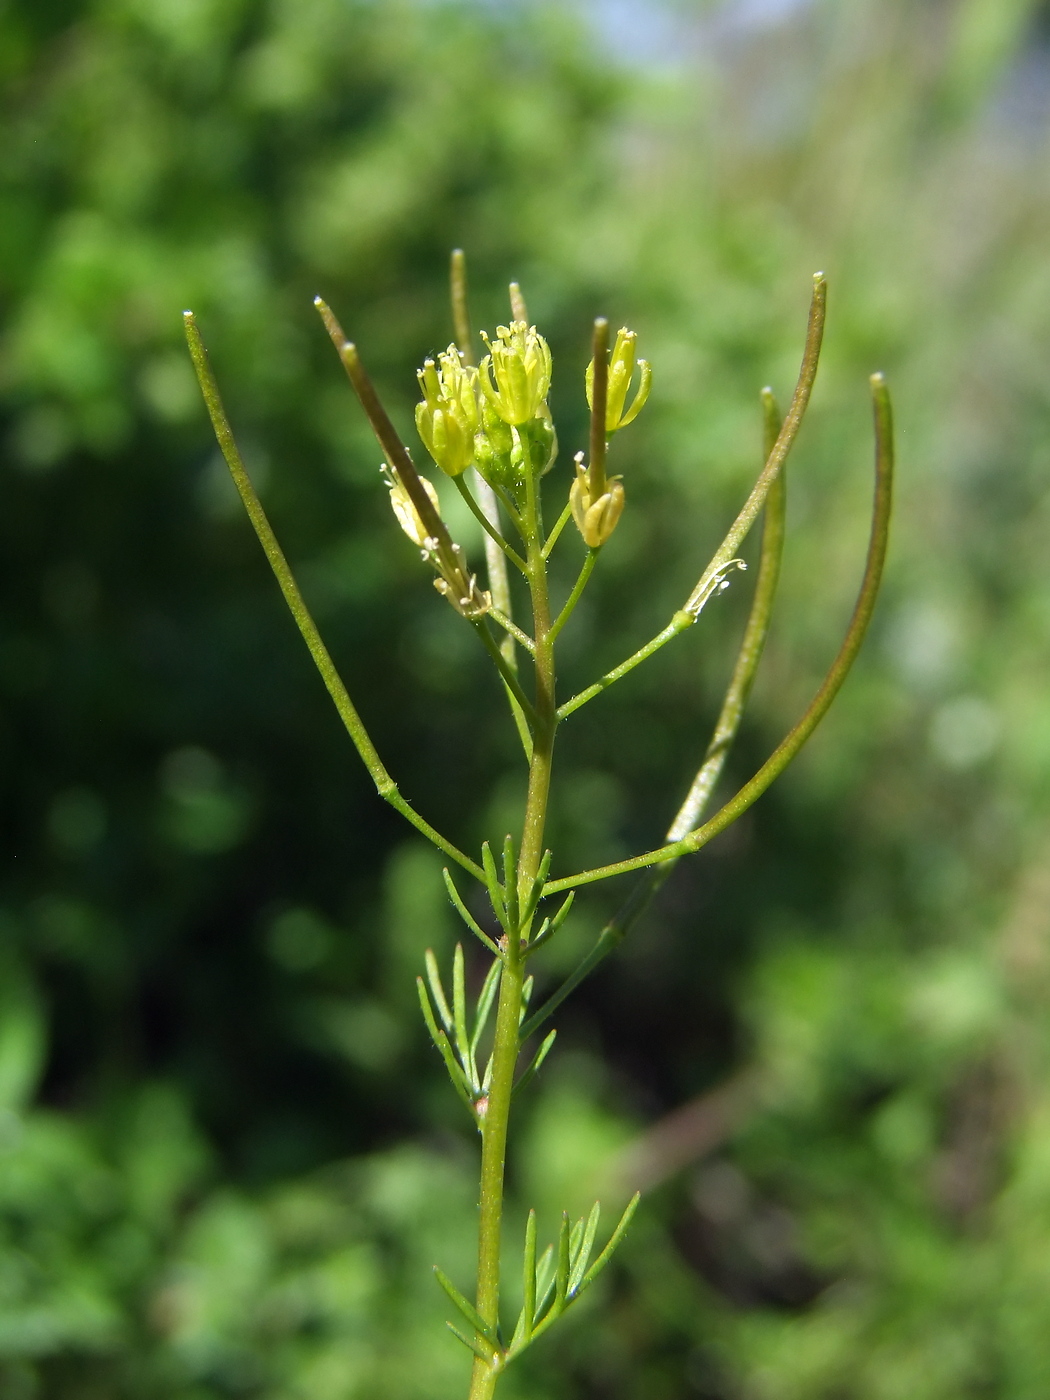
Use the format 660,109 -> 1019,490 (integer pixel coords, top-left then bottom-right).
557,609 -> 695,720
473,620 -> 537,730
488,609 -> 535,655
470,462 -> 558,1400
548,548 -> 598,645
541,499 -> 573,560
455,475 -> 528,575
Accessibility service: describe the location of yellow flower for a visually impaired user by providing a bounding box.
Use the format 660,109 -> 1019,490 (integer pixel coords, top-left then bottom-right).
569,454 -> 625,548
415,345 -> 480,477
586,327 -> 651,433
478,321 -> 552,426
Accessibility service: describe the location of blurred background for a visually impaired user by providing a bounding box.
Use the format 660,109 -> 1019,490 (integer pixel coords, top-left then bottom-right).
4,0 -> 1050,1395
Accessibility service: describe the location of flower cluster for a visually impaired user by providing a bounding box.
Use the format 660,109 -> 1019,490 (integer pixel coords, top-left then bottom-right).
570,325 -> 650,547
392,300 -> 649,598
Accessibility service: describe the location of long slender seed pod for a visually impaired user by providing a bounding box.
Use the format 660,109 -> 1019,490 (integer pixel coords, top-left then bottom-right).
682,273 -> 825,612
184,311 -> 485,882
543,371 -> 893,897
315,299 -> 447,549
588,319 -> 609,499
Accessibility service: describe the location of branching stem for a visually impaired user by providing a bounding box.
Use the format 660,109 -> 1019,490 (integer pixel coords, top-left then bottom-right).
456,475 -> 529,574
470,439 -> 559,1400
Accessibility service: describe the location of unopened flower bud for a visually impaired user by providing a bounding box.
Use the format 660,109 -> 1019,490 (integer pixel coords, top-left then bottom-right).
570,453 -> 625,548
586,327 -> 651,433
473,401 -> 515,492
479,321 -> 552,426
415,345 -> 479,477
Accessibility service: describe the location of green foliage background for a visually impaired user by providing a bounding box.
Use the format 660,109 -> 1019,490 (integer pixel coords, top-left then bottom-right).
4,0 -> 1050,1395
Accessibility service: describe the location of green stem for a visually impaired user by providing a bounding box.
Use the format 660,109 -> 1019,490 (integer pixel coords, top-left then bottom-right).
470,462 -> 558,1400
557,611 -> 695,720
456,475 -> 529,575
543,372 -> 893,899
541,499 -> 573,560
473,620 -> 538,732
488,609 -> 535,656
548,548 -> 599,645
184,312 -> 484,885
470,943 -> 523,1398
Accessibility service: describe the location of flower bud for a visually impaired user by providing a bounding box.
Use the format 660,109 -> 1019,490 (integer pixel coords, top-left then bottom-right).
478,321 -> 552,426
522,407 -> 557,477
473,401 -> 516,492
569,453 -> 625,548
415,345 -> 480,477
586,326 -> 651,433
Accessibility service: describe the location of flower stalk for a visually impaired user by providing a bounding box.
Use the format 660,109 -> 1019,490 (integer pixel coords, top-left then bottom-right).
185,257 -> 893,1400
